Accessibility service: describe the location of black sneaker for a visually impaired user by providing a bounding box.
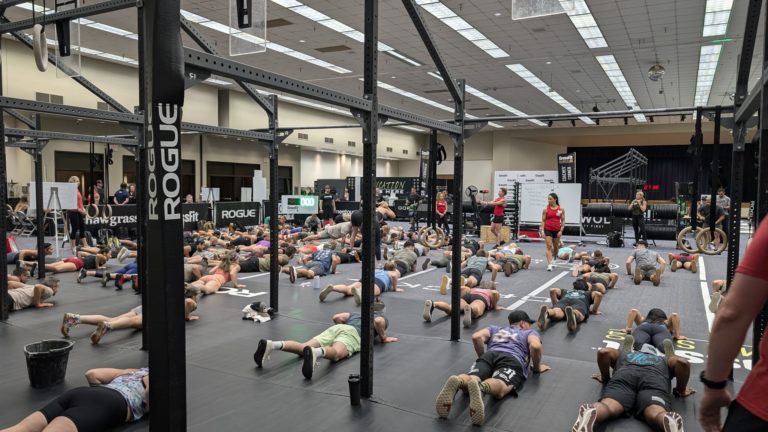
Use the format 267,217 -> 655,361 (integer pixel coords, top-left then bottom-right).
115,275 -> 125,291
101,272 -> 110,287
422,258 -> 431,271
254,339 -> 272,368
302,346 -> 317,380
446,258 -> 452,274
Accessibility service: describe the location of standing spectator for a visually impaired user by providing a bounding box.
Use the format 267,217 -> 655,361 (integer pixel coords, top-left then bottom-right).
716,187 -> 731,235
113,183 -> 129,205
319,185 -> 336,226
95,179 -> 105,204
184,194 -> 194,204
127,184 -> 136,204
699,216 -> 768,431
697,196 -> 726,248
435,191 -> 450,236
67,176 -> 86,250
628,190 -> 648,246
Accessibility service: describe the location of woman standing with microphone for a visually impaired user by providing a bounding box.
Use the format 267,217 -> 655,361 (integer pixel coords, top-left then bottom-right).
629,190 -> 648,246
482,188 -> 507,247
540,193 -> 565,271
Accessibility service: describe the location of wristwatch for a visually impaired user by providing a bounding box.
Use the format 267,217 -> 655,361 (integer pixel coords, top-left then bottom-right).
699,371 -> 727,389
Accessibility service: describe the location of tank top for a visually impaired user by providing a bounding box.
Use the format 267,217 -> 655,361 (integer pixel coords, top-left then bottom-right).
493,199 -> 505,216
544,205 -> 562,231
214,268 -> 232,282
469,288 -> 493,308
104,368 -> 149,421
374,270 -> 391,291
436,200 -> 447,214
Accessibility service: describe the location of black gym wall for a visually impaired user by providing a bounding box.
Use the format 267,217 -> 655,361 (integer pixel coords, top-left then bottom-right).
568,143 -> 758,202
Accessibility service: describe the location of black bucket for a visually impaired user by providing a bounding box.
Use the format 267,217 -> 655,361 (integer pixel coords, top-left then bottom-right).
24,339 -> 75,389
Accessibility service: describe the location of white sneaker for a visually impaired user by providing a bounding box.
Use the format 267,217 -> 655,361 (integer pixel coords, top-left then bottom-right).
547,264 -> 553,272
709,291 -> 721,314
662,412 -> 684,432
463,304 -> 472,327
571,264 -> 579,277
572,403 -> 597,432
351,287 -> 361,306
423,300 -> 433,322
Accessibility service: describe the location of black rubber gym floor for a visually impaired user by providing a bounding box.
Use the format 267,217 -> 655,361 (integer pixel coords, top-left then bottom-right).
0,235 -> 753,431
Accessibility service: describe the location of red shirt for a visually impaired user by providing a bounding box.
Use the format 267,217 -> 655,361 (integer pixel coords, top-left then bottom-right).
436,200 -> 447,214
735,218 -> 768,420
493,199 -> 505,217
76,191 -> 84,212
544,205 -> 563,231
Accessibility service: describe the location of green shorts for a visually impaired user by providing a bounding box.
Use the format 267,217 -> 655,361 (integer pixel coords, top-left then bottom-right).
313,324 -> 361,356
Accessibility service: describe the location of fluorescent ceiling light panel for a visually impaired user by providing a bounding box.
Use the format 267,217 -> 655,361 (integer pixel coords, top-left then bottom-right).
86,22 -> 134,36
507,64 -> 594,125
703,0 -> 733,36
560,0 -> 607,49
181,10 -> 211,23
426,72 -> 543,126
271,1 -> 421,66
694,44 -> 722,106
595,55 -> 646,122
416,1 -> 509,58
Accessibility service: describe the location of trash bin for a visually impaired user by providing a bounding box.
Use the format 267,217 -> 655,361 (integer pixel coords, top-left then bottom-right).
24,339 -> 75,389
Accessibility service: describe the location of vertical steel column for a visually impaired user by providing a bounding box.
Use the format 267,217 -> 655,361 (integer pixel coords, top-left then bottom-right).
690,108 -> 703,232
34,116 -> 45,279
143,0 -> 187,429
428,130 -> 438,229
449,80 -> 466,341
359,0 -> 379,399
268,94 -> 280,311
708,107 -> 721,230
136,3 -> 149,348
0,37 -> 7,320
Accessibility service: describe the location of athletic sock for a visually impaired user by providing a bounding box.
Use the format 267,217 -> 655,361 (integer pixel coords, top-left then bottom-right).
312,347 -> 325,358
479,382 -> 491,394
272,341 -> 284,350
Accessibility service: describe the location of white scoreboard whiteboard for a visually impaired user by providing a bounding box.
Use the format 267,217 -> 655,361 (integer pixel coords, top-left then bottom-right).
519,183 -> 582,226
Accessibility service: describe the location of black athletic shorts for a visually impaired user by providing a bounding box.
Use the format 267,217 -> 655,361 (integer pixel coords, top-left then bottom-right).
601,366 -> 671,417
83,255 -> 98,270
238,258 -> 260,273
544,229 -> 560,238
723,399 -> 768,432
462,293 -> 489,308
395,261 -> 409,276
492,215 -> 504,224
587,274 -> 610,287
40,386 -> 128,432
554,298 -> 589,318
468,351 -> 525,392
231,237 -> 252,247
374,278 -> 386,293
461,267 -> 483,282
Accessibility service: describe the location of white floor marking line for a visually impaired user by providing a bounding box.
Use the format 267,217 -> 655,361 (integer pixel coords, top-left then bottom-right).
697,256 -> 715,331
506,271 -> 568,310
400,266 -> 436,281
239,266 -> 303,280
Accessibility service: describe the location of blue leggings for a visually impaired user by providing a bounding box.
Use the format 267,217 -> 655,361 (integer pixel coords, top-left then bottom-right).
632,322 -> 672,351
116,262 -> 138,274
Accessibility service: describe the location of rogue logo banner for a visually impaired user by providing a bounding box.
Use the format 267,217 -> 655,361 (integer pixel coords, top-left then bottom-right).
215,201 -> 261,227
147,104 -> 182,221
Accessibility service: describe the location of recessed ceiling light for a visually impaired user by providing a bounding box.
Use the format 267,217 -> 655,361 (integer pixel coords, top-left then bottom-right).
546,61 -> 552,65
299,39 -> 306,43
494,12 -> 502,16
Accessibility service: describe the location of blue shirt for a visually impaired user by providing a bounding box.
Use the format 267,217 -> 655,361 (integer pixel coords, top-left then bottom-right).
486,325 -> 539,377
312,249 -> 334,273
374,270 -> 391,292
114,188 -> 129,203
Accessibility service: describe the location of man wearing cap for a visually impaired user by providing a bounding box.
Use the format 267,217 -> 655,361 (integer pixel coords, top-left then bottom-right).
626,240 -> 666,286
434,310 -> 549,426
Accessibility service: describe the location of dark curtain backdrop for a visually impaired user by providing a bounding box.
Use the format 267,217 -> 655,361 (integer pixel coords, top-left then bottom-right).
568,143 -> 758,202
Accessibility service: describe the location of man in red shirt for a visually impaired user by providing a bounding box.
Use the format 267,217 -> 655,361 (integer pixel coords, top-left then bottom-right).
699,216 -> 768,431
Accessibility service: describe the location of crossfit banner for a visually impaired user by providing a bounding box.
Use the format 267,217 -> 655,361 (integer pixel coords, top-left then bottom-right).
557,153 -> 577,183
214,201 -> 261,228
83,204 -> 209,231
377,177 -> 420,198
